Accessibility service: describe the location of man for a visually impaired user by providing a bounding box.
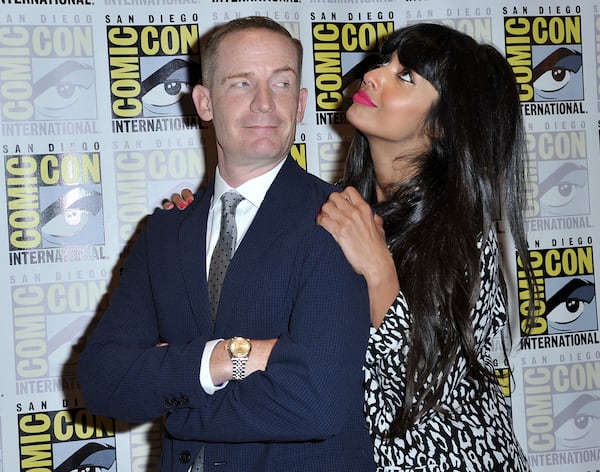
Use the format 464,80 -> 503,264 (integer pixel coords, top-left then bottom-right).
77,16 -> 374,471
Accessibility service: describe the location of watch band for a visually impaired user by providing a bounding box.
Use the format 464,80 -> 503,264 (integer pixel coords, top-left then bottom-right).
231,356 -> 248,380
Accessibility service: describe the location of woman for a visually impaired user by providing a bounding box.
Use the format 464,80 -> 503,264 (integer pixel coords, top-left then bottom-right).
168,22 -> 534,471
316,23 -> 534,471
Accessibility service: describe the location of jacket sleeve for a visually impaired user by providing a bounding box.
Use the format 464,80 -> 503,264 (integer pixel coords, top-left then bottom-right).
77,211 -> 212,424
165,226 -> 371,442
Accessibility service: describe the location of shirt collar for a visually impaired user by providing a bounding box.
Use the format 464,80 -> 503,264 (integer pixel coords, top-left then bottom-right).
211,158 -> 286,210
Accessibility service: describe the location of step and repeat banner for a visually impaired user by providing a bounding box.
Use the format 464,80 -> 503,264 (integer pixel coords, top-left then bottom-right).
1,0 -> 599,471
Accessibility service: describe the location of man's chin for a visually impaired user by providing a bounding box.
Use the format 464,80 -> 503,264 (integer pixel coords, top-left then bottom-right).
247,139 -> 287,157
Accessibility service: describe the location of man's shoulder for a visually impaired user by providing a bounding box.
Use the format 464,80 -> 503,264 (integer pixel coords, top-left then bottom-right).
145,188 -> 207,234
280,158 -> 341,200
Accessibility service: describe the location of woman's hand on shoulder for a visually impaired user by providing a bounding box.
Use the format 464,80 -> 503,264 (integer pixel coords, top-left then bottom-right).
316,186 -> 388,277
162,188 -> 194,210
317,186 -> 399,328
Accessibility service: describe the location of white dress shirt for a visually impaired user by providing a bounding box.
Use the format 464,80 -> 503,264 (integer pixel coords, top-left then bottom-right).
200,159 -> 285,394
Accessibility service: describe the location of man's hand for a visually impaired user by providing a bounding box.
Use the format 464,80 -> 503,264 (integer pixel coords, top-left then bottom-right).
210,338 -> 278,385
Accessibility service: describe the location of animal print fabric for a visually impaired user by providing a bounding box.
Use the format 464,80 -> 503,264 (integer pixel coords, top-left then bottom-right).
364,232 -> 531,471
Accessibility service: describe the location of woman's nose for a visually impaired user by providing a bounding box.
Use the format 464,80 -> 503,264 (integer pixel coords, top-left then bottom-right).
362,67 -> 380,88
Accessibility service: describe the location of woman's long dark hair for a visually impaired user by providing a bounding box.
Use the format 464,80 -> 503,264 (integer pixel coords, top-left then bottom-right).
343,23 -> 535,436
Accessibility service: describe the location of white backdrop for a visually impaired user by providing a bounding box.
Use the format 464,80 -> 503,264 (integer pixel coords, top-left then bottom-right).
1,1 -> 599,470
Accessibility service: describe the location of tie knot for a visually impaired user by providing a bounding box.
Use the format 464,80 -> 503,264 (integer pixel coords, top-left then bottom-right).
221,190 -> 244,215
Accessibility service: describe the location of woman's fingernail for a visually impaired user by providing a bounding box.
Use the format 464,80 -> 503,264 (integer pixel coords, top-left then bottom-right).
178,202 -> 187,209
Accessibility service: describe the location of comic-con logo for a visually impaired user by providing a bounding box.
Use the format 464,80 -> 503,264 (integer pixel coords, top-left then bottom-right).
496,368 -> 513,413
0,25 -> 96,122
5,150 -> 105,264
18,408 -> 115,472
504,15 -> 584,114
317,136 -> 349,184
12,279 -> 105,381
523,361 -> 600,465
114,144 -> 204,243
524,129 -> 590,223
311,18 -> 393,124
291,142 -> 307,171
107,21 -> 200,132
518,245 -> 597,343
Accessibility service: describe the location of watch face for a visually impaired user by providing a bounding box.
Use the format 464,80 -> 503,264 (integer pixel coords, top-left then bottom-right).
229,337 -> 251,357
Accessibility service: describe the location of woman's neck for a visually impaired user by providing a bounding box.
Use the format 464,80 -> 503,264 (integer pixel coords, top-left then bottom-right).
368,137 -> 427,202
371,153 -> 417,203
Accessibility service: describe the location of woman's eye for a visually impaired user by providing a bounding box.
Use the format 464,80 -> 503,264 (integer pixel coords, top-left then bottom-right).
398,70 -> 413,83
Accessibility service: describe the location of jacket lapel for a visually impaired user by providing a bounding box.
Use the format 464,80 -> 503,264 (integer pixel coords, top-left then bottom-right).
178,184 -> 213,332
215,157 -> 309,328
179,158 -> 312,332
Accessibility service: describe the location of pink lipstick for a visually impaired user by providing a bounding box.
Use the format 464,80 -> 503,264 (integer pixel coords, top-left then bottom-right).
352,90 -> 376,107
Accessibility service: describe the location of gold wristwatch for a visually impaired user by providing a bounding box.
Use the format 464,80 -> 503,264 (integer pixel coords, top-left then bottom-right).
226,337 -> 252,380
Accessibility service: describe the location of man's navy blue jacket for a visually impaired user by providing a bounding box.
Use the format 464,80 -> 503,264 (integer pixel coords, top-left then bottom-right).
78,157 -> 375,471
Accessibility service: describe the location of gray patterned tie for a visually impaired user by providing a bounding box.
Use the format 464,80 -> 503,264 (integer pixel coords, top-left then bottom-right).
208,190 -> 244,324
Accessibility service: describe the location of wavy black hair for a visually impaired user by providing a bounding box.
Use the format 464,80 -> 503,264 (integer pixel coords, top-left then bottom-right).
343,22 -> 536,436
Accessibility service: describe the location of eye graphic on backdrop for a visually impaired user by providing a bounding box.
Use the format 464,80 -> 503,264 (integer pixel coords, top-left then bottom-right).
538,162 -> 588,216
40,187 -> 103,245
141,58 -> 199,116
545,278 -> 595,332
553,394 -> 600,450
54,442 -> 116,472
532,47 -> 583,101
33,60 -> 96,120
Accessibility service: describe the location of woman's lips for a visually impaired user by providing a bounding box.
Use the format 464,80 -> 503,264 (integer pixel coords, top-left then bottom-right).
352,90 -> 376,107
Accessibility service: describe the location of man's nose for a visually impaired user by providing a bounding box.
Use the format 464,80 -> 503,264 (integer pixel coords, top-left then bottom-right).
250,84 -> 275,112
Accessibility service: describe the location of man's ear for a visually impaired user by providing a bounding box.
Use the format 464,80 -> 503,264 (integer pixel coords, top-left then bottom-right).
296,87 -> 308,123
192,84 -> 213,121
